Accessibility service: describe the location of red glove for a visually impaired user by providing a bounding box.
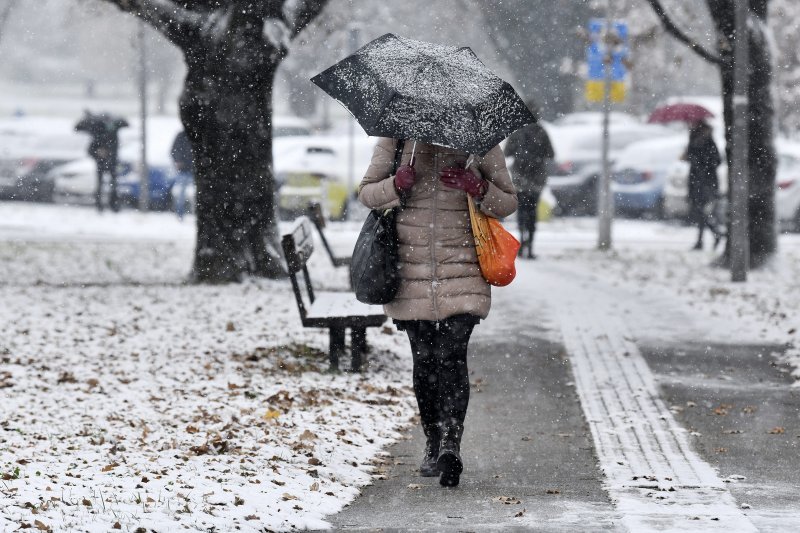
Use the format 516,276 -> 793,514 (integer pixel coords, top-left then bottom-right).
394,164 -> 416,193
439,167 -> 487,198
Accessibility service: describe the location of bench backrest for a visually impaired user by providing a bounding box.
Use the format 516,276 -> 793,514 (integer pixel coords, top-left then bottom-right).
306,201 -> 351,268
281,217 -> 315,321
307,201 -> 326,229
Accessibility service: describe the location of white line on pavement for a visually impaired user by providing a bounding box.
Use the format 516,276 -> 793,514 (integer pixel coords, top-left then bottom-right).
560,307 -> 757,533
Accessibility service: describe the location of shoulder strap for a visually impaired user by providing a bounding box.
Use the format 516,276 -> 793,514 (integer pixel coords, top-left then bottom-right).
392,138 -> 405,175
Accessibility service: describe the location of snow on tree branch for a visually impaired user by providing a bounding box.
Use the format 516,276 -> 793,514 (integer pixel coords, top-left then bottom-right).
645,0 -> 723,65
102,0 -> 201,47
282,0 -> 329,38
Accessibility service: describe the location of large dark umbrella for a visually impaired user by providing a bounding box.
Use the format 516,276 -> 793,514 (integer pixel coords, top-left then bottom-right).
647,103 -> 714,124
311,33 -> 535,156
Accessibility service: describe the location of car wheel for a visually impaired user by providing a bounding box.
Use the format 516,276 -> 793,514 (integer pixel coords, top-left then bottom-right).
40,182 -> 56,203
583,176 -> 598,216
651,197 -> 665,220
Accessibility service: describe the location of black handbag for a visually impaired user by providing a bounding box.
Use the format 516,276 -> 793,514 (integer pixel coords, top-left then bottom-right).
350,139 -> 405,305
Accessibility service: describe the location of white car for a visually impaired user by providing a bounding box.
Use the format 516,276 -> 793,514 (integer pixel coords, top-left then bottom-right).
776,141 -> 800,231
49,116 -> 311,207
552,111 -> 640,127
546,122 -> 674,215
663,137 -> 800,226
611,136 -> 688,218
49,116 -> 183,208
273,134 -> 379,220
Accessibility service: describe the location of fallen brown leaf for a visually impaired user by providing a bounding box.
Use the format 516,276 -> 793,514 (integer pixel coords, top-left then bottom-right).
493,496 -> 521,504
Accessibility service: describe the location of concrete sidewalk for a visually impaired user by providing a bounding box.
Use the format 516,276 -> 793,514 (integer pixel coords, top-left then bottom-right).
329,317 -> 619,531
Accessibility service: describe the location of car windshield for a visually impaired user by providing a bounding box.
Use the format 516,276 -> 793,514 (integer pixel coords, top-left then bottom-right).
614,139 -> 687,169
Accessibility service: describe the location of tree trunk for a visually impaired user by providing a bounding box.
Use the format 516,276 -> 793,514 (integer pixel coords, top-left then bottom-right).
711,2 -> 777,267
97,1 -> 331,283
179,45 -> 286,282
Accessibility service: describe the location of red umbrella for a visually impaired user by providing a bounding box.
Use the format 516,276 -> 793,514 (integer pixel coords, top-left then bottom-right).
647,103 -> 714,124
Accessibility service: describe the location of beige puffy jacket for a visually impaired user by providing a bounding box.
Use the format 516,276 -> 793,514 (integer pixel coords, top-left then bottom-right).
358,138 -> 518,322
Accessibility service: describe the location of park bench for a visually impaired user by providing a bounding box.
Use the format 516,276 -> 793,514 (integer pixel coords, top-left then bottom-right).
306,201 -> 352,268
281,216 -> 387,372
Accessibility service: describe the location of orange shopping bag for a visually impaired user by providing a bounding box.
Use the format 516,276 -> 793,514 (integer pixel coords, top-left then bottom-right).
467,195 -> 520,286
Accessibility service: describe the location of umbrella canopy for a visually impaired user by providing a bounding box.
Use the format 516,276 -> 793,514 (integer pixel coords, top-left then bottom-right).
647,103 -> 714,124
311,33 -> 535,156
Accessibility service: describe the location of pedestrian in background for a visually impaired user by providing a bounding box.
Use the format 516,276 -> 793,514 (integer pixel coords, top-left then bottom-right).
75,111 -> 127,212
170,130 -> 194,220
504,104 -> 554,259
684,121 -> 721,250
358,138 -> 517,488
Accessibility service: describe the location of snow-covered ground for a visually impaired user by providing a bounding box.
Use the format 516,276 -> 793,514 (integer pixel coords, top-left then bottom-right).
0,204 -> 416,532
1,203 -> 799,532
533,217 -> 800,380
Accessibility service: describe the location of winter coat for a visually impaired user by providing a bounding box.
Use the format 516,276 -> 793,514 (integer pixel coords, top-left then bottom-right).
504,123 -> 555,194
686,133 -> 721,206
358,138 -> 518,322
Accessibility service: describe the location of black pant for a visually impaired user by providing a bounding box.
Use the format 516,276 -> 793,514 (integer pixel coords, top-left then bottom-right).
396,314 -> 478,427
517,191 -> 541,256
96,160 -> 119,212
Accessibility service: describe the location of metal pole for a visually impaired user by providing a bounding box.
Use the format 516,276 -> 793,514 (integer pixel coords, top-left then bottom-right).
730,0 -> 750,281
597,5 -> 614,251
345,26 -> 360,220
137,21 -> 149,212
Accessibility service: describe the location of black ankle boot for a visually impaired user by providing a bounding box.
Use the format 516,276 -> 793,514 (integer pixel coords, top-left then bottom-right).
419,423 -> 441,477
437,423 -> 464,487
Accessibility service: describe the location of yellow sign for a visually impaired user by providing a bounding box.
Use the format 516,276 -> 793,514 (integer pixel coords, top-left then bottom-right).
585,81 -> 626,103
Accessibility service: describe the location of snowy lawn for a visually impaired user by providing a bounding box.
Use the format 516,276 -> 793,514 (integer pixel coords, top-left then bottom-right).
0,204 -> 416,532
536,216 -> 800,381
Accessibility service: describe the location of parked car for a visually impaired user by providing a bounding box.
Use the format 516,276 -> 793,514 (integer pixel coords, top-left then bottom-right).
663,157 -> 727,220
48,116 -> 183,209
663,137 -> 800,228
775,141 -> 800,232
274,134 -> 378,220
159,116 -> 314,215
611,136 -> 688,218
0,117 -> 88,202
552,111 -> 640,127
547,122 -> 673,215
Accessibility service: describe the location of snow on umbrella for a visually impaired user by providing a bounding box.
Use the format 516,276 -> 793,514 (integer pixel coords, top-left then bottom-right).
311,33 -> 536,156
647,103 -> 714,124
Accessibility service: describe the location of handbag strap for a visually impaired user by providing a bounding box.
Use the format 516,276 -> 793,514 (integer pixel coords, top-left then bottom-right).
392,138 -> 405,175
392,138 -> 406,208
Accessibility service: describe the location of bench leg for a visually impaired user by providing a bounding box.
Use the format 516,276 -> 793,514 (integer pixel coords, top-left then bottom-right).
329,327 -> 345,371
350,328 -> 367,372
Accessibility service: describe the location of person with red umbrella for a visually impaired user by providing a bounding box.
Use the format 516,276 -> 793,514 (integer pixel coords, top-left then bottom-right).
683,121 -> 722,250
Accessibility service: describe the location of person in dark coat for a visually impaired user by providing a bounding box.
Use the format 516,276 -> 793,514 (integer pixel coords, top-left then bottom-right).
504,106 -> 554,259
75,111 -> 128,212
170,131 -> 194,220
684,121 -> 722,250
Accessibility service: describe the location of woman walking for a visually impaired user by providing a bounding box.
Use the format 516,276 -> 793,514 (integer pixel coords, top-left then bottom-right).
685,121 -> 722,250
358,138 -> 517,487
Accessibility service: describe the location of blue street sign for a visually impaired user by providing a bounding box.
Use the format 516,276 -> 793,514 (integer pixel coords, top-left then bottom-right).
586,18 -> 629,102
586,18 -> 629,81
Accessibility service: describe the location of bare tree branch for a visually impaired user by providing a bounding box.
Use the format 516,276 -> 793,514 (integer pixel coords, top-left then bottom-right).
0,0 -> 19,45
102,0 -> 202,47
282,0 -> 330,38
645,0 -> 723,65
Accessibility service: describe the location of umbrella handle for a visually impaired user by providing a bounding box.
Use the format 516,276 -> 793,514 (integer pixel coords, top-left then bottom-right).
409,140 -> 417,167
